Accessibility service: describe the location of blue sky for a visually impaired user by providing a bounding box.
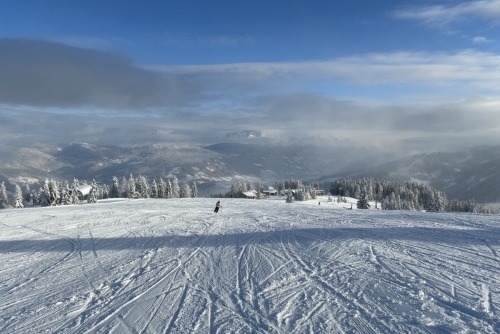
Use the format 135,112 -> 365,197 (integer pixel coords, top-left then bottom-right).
1,0 -> 500,150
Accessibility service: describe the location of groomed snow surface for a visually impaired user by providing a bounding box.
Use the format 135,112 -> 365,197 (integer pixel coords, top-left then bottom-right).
1,197 -> 499,333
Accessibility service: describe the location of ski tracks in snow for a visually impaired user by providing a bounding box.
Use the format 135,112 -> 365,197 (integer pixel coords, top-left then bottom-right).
1,199 -> 500,333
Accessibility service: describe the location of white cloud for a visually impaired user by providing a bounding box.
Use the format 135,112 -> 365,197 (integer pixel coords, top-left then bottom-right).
51,36 -> 119,50
473,36 -> 491,43
393,0 -> 500,28
151,50 -> 500,94
160,31 -> 259,48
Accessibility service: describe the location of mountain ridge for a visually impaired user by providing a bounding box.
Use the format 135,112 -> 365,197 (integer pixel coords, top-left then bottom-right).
1,142 -> 499,201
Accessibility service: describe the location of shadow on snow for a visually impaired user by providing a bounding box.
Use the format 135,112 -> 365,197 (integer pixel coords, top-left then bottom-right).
1,226 -> 499,253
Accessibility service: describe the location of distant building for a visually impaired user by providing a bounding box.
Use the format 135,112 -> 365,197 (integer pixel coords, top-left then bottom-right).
314,189 -> 326,196
263,186 -> 277,196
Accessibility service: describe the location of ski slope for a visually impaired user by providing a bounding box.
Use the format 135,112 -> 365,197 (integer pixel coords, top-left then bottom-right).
1,197 -> 499,333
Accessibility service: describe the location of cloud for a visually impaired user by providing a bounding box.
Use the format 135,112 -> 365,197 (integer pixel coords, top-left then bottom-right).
2,38 -> 500,152
473,36 -> 491,43
50,36 -> 119,50
160,31 -> 259,48
153,50 -> 500,95
0,38 -> 201,110
393,0 -> 500,28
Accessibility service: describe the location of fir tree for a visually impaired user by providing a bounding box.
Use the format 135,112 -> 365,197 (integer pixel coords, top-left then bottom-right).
39,179 -> 52,207
120,176 -> 128,197
158,178 -> 165,199
48,179 -> 59,205
180,183 -> 191,198
13,184 -> 24,208
69,179 -> 81,204
191,181 -> 198,198
0,182 -> 10,209
24,184 -> 32,206
171,176 -> 180,198
357,192 -> 370,209
110,176 -> 120,198
127,174 -> 137,198
165,180 -> 172,198
87,180 -> 98,203
136,175 -> 149,198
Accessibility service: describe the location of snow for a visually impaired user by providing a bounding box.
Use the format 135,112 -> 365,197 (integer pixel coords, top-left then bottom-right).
1,197 -> 499,333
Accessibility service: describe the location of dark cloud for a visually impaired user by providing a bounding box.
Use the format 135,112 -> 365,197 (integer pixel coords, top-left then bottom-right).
0,38 -> 200,109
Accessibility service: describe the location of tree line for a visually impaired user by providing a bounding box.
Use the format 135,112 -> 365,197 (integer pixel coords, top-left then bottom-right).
1,175 -> 496,214
0,174 -> 198,209
330,178 -> 497,214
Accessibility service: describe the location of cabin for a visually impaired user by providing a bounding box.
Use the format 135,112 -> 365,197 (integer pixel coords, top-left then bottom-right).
262,186 -> 278,196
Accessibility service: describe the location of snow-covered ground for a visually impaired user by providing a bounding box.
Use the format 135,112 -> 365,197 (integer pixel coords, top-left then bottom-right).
1,197 -> 499,333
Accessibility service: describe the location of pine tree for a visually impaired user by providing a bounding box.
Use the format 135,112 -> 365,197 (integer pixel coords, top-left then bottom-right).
180,183 -> 191,198
48,179 -> 59,205
39,179 -> 52,207
150,180 -> 158,199
13,184 -> 24,208
87,180 -> 98,203
24,184 -> 32,206
59,181 -> 70,205
69,179 -> 81,204
357,192 -> 370,209
172,176 -> 180,198
110,176 -> 120,198
120,176 -> 127,197
31,189 -> 39,206
127,174 -> 136,198
136,175 -> 149,198
0,182 -> 10,209
165,180 -> 172,198
309,185 -> 317,200
191,181 -> 198,198
158,178 -> 165,199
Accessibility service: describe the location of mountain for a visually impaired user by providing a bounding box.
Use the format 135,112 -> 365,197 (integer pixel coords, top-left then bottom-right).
0,140 -> 384,196
319,145 -> 500,203
1,141 -> 499,202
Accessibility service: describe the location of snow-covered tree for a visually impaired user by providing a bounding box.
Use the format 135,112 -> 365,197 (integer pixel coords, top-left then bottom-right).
191,181 -> 198,198
13,184 -> 24,208
0,182 -> 10,209
180,183 -> 191,198
127,174 -> 137,198
110,176 -> 120,198
120,176 -> 127,198
150,179 -> 158,199
24,184 -> 32,206
31,189 -> 39,206
157,178 -> 165,199
87,180 -> 98,203
135,175 -> 149,198
171,176 -> 180,198
357,192 -> 370,209
165,180 -> 172,198
47,179 -> 59,205
309,185 -> 317,200
38,179 -> 52,207
69,179 -> 81,204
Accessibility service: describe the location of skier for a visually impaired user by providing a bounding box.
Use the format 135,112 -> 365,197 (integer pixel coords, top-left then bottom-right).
214,200 -> 221,213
